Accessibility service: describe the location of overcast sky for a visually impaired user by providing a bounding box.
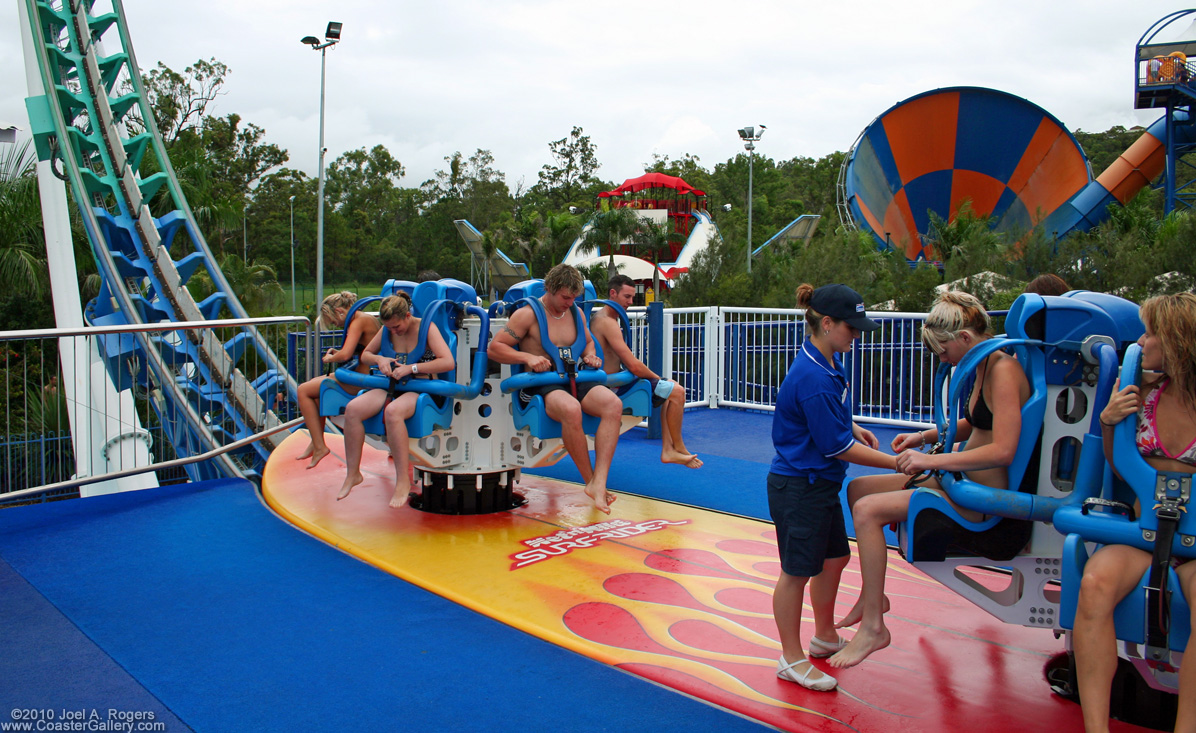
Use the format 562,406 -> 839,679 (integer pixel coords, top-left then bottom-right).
2,1 -> 1193,196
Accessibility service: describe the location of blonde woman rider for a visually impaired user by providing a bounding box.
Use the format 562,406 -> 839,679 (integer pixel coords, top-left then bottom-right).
830,291 -> 1030,669
295,291 -> 381,468
336,293 -> 455,509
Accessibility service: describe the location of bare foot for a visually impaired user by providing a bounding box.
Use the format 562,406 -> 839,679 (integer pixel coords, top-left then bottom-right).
306,446 -> 331,470
337,472 -> 363,501
827,625 -> 891,669
584,482 -> 617,514
296,442 -> 314,461
389,479 -> 411,509
835,594 -> 890,629
662,449 -> 703,469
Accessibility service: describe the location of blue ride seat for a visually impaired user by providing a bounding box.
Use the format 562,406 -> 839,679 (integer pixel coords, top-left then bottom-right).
496,279 -> 646,441
900,292 -> 1146,563
898,299 -> 1048,563
580,296 -> 655,418
1057,342 -> 1195,659
318,280 -> 477,439
894,292 -> 1149,630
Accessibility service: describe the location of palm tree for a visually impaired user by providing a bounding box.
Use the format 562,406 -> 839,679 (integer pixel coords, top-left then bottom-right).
0,141 -> 48,299
631,219 -> 685,301
577,206 -> 640,280
187,253 -> 284,317
541,211 -> 583,267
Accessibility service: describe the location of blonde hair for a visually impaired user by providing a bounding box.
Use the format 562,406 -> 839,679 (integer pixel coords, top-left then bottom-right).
379,292 -> 412,321
1140,293 -> 1196,408
921,290 -> 991,354
320,291 -> 358,328
544,263 -> 584,296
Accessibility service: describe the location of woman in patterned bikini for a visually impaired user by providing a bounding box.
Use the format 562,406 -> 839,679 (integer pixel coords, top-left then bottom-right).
1074,293 -> 1196,733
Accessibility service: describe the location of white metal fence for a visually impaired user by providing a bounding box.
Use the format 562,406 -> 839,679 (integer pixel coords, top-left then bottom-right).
626,306 -> 937,424
2,307 -> 938,499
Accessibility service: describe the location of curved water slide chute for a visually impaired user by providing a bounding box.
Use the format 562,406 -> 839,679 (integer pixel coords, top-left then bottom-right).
454,219 -> 530,300
1040,111 -> 1196,234
19,0 -> 297,482
841,86 -> 1196,260
751,214 -> 819,259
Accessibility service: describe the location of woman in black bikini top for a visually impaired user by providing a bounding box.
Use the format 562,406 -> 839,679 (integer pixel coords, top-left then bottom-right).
962,358 -> 995,432
824,290 -> 1031,672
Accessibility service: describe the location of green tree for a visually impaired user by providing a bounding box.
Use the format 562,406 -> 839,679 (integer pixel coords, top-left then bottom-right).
644,153 -> 714,194
532,126 -> 603,210
140,58 -> 228,146
540,211 -> 583,268
187,253 -> 284,317
1073,126 -> 1149,178
0,141 -> 47,300
630,220 -> 685,300
577,207 -> 641,279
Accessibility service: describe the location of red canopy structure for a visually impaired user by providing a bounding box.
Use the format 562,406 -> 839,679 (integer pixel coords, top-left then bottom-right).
603,172 -> 706,198
594,172 -> 708,247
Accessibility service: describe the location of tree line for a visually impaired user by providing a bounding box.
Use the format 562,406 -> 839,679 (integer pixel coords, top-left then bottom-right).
0,57 -> 1189,333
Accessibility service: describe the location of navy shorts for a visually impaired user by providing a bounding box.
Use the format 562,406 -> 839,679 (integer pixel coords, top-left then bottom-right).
518,381 -> 599,405
767,472 -> 849,577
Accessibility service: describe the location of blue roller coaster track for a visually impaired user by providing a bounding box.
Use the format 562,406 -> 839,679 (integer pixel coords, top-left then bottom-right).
20,0 -> 297,482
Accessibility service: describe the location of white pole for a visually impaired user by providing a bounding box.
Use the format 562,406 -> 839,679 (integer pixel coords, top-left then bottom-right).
746,146 -> 754,275
315,44 -> 328,338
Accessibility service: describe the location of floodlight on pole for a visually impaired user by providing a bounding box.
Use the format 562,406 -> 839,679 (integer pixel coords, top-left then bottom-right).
301,22 -> 342,341
289,195 -> 297,312
737,124 -> 765,274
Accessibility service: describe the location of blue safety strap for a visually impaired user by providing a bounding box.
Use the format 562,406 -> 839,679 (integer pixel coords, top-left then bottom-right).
519,296 -> 585,374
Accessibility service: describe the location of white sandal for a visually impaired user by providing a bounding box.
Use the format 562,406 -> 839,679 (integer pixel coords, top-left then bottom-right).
808,635 -> 848,658
776,656 -> 837,691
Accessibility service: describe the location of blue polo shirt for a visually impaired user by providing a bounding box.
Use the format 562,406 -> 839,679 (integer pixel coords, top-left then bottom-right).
770,340 -> 855,483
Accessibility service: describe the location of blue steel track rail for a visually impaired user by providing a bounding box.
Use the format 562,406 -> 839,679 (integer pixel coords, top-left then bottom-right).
21,0 -> 297,481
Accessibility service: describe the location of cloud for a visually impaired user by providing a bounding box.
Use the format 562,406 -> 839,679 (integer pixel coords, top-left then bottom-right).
1,0 -> 1191,190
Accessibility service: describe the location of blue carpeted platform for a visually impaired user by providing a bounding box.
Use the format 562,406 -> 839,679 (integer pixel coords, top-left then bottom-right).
0,479 -> 766,732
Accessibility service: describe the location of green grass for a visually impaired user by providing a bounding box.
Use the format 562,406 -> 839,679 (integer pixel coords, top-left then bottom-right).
278,281 -> 386,316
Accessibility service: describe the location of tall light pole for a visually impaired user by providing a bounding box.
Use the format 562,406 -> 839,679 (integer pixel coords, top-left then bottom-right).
737,125 -> 765,274
302,21 -> 342,330
289,195 -> 297,312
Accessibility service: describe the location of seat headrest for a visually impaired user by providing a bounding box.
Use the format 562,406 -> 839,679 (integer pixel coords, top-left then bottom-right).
503,279 -> 598,304
1062,291 -> 1145,347
382,279 -> 417,298
504,280 -> 544,303
413,279 -> 478,317
1007,292 -> 1141,349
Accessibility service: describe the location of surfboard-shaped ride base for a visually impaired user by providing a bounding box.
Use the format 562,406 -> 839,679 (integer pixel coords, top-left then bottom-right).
262,431 -> 1121,732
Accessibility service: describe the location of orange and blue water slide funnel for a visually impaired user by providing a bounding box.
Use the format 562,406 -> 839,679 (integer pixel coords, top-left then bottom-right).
843,86 -> 1192,260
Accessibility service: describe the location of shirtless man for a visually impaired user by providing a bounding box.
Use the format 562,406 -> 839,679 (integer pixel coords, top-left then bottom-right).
488,264 -> 623,513
591,275 -> 702,470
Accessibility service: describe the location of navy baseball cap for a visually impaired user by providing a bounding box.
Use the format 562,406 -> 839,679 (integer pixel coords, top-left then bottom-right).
810,284 -> 880,332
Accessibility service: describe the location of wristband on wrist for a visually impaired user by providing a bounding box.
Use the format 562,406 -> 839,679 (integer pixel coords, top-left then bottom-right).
411,363 -> 419,375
